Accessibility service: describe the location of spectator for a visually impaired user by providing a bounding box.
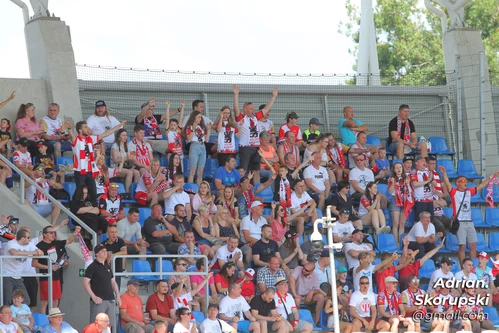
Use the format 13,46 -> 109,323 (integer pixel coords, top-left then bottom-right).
388,104 -> 428,159
94,155 -> 121,198
410,156 -> 435,220
172,307 -> 197,333
250,288 -> 288,333
348,153 -> 374,201
236,173 -> 274,219
236,269 -> 256,303
83,244 -> 122,323
0,117 -> 13,159
359,182 -> 390,235
0,305 -> 22,333
146,280 -> 176,333
128,124 -> 153,173
277,131 -> 300,169
338,106 -> 368,146
110,129 -> 139,192
270,201 -> 307,246
134,158 -> 169,207
473,252 -> 497,303
117,208 -> 149,256
183,100 -> 217,157
289,179 -> 317,236
214,106 -> 239,167
70,185 -> 108,239
25,163 -> 61,226
427,156 -> 451,235
191,182 -> 217,218
82,313 -> 111,333
403,155 -> 413,175
347,132 -> 379,171
377,276 -> 415,333
325,133 -> 349,183
440,167 -> 499,263
40,103 -> 71,159
15,103 -> 44,157
273,277 -> 313,333
169,260 -> 195,298
252,225 -> 280,269
98,183 -> 125,224
278,112 -> 303,148
303,134 -> 331,171
2,229 -> 42,305
314,249 -> 332,286
303,117 -> 322,147
337,267 -> 353,310
431,279 -> 467,332
10,289 -> 34,333
289,261 -> 326,324
136,97 -> 178,155
460,286 -> 495,333
164,174 -> 192,221
211,235 -> 245,272
13,138 -> 33,177
35,142 -> 65,184
349,276 -> 390,332
256,105 -> 275,149
42,308 -> 78,333
240,201 -> 268,246
233,85 -> 277,185
332,209 -> 360,243
200,304 -> 237,333
218,283 -> 259,333
177,231 -> 203,272
215,262 -> 237,296
164,100 -> 185,160
428,257 -> 455,292
303,151 -> 332,212
343,229 -> 376,271
182,111 -> 211,186
407,211 -> 442,259
33,225 -> 79,314
192,205 -> 223,256
119,280 -> 154,333
86,100 -> 121,151
375,147 -> 390,178
329,180 -> 360,223
214,207 -> 240,243
171,273 -> 212,313
214,156 -> 240,192
101,225 -> 127,287
68,119 -> 125,202
215,187 -> 239,224
258,131 -> 279,181
354,251 -> 397,292
282,152 -> 299,177
169,204 -> 192,243
143,204 -> 180,254
402,275 -> 442,332
455,257 -> 477,283
388,162 -> 409,247
162,153 -> 183,187
256,256 -> 286,294
324,282 -> 353,333
190,258 -> 218,307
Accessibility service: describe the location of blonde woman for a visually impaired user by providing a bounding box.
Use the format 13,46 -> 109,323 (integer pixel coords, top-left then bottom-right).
192,205 -> 223,257
215,186 -> 240,225
192,181 -> 217,216
214,207 -> 240,241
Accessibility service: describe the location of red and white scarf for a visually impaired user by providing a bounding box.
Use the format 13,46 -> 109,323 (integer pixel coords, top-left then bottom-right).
77,231 -> 93,268
279,178 -> 292,218
390,176 -> 405,207
404,182 -> 415,218
328,144 -> 346,168
397,116 -> 411,142
486,175 -> 499,207
132,138 -> 151,167
242,190 -> 255,208
407,289 -> 426,315
383,290 -> 399,316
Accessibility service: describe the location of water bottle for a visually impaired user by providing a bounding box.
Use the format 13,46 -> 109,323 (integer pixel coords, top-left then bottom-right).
420,136 -> 431,153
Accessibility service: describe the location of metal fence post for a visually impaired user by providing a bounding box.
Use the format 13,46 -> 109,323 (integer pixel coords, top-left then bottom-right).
455,55 -> 463,160
479,51 -> 486,176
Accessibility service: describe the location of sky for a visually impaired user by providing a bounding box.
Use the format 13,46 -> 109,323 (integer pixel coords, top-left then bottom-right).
0,0 -> 357,79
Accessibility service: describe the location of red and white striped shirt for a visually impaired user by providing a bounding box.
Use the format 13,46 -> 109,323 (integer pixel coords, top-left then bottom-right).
72,135 -> 99,177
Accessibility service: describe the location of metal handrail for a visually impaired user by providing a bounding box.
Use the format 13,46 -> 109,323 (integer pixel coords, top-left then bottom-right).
0,255 -> 53,309
0,154 -> 98,249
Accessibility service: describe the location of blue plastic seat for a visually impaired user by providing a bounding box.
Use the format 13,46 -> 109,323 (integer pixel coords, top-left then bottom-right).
132,260 -> 158,281
486,208 -> 499,227
319,310 -> 331,330
33,313 -> 49,327
470,183 -> 486,203
382,208 -> 392,227
457,159 -> 484,179
101,233 -> 108,242
376,234 -> 399,253
468,233 -> 491,252
137,207 -> 151,227
419,259 -> 436,279
435,237 -> 450,253
471,208 -> 489,228
399,233 -> 407,251
483,306 -> 499,327
182,157 -> 190,174
298,309 -> 321,331
436,160 -> 458,178
442,207 -> 453,217
489,232 -> 499,252
449,257 -> 460,274
184,183 -> 199,194
192,310 -> 205,323
56,157 -> 74,176
62,182 -> 76,202
159,157 -> 169,167
155,260 -> 174,274
405,211 -> 415,228
122,182 -> 138,204
377,183 -> 391,200
254,183 -> 273,203
445,233 -> 459,252
116,183 -> 126,194
203,158 -> 219,180
428,137 -> 455,156
366,135 -> 381,146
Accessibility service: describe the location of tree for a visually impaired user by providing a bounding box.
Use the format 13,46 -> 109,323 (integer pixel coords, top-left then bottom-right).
340,0 -> 499,86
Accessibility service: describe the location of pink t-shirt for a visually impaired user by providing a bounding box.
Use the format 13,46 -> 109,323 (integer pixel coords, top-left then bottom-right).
189,274 -> 214,295
271,218 -> 288,243
15,118 -> 42,141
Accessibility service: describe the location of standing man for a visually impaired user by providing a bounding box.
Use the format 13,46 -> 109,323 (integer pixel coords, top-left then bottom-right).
68,119 -> 126,202
86,100 -> 122,151
233,85 -> 278,184
440,167 -> 499,263
117,208 -> 149,256
83,313 -> 111,333
143,204 -> 180,254
410,156 -> 435,221
83,244 -> 122,323
338,106 -> 369,146
427,156 -> 451,234
119,280 -> 154,333
303,152 -> 332,212
101,225 -> 127,287
387,104 -> 428,159
40,103 -> 71,158
33,226 -> 80,314
128,124 -> 154,173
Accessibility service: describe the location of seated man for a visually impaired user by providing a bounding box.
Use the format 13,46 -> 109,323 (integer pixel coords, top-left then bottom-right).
332,209 -> 362,243
98,183 -> 126,224
145,280 -> 176,333
407,211 -> 442,259
350,277 -> 390,332
168,204 -> 192,243
119,280 -> 154,333
87,100 -> 122,151
25,163 -> 61,226
200,304 -> 237,333
43,308 -> 78,333
163,174 -> 192,222
290,179 -> 318,235
117,208 -> 149,256
377,276 -> 415,333
256,256 -> 286,294
252,225 -> 280,269
303,152 -> 332,212
250,288 -> 288,333
349,154 -> 387,207
387,104 -> 428,159
338,106 -> 368,146
214,156 -> 240,192
211,235 -> 245,271
274,277 -> 313,333
143,204 -> 180,254
218,282 -> 259,333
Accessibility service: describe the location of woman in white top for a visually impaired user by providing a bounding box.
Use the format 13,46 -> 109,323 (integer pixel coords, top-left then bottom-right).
214,106 -> 240,167
95,155 -> 121,197
111,129 -> 140,192
388,162 -> 408,247
173,307 -> 197,333
182,111 -> 211,186
359,182 -> 390,235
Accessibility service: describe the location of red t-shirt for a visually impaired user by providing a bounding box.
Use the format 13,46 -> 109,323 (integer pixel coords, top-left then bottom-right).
236,278 -> 255,298
398,260 -> 421,279
374,266 -> 396,291
145,292 -> 174,319
82,323 -> 101,333
214,274 -> 230,293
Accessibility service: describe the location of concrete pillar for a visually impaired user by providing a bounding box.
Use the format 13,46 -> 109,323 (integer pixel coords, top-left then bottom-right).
24,16 -> 82,122
443,28 -> 499,175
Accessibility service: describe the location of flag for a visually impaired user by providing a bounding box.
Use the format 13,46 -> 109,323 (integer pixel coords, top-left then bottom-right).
404,183 -> 415,219
486,175 -> 499,208
77,232 -> 94,268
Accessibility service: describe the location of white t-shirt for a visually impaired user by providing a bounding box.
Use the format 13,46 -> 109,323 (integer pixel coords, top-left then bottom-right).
240,215 -> 267,244
25,181 -> 50,206
274,292 -> 296,320
435,293 -> 454,313
344,242 -> 373,269
86,114 -> 120,144
428,269 -> 454,291
211,245 -> 243,267
183,115 -> 213,128
173,292 -> 193,310
41,115 -> 64,137
349,167 -> 374,194
200,318 -> 234,333
348,143 -> 371,168
3,240 -> 36,279
12,150 -> 31,168
117,218 -> 142,241
23,238 -> 39,275
353,264 -> 374,292
303,165 -> 329,192
290,191 -> 312,211
332,222 -> 355,239
219,295 -> 251,317
349,291 -> 376,318
258,119 -> 273,134
173,322 -> 197,333
164,190 -> 190,215
454,270 -> 478,281
407,222 -> 436,242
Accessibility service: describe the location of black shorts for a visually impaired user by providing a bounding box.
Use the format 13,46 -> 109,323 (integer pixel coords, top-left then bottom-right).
239,146 -> 261,171
23,277 -> 38,307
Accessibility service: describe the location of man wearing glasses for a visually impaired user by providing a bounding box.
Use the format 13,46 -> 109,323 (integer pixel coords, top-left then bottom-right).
350,276 -> 390,332
2,229 -> 43,306
401,274 -> 440,332
25,163 -> 62,226
349,154 -> 375,203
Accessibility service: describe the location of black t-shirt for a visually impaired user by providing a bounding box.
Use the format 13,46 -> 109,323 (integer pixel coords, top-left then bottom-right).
36,154 -> 55,169
329,193 -> 355,219
144,217 -> 173,245
252,239 -> 279,263
387,117 -> 416,146
340,280 -> 354,294
0,130 -> 12,143
70,199 -> 96,216
84,259 -> 115,301
36,240 -> 67,281
249,294 -> 276,317
101,238 -> 126,272
170,217 -> 192,239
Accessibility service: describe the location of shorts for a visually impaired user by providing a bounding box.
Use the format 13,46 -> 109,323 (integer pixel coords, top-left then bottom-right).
40,279 -> 62,301
457,221 -> 477,245
358,317 -> 382,328
387,141 -> 421,154
239,146 -> 261,171
390,196 -> 404,212
123,322 -> 154,333
189,142 -> 207,169
33,204 -> 53,217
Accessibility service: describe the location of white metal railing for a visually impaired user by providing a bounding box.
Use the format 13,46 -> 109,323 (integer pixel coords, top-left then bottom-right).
0,154 -> 98,249
0,255 -> 54,309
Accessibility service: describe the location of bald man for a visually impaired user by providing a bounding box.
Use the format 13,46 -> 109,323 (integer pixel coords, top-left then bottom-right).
82,313 -> 110,333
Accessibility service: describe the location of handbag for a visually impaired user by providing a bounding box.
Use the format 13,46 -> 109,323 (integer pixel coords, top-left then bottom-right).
279,295 -> 295,323
58,163 -> 74,175
451,193 -> 467,235
49,188 -> 69,200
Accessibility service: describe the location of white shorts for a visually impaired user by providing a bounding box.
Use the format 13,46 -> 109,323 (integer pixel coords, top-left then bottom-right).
457,221 -> 477,245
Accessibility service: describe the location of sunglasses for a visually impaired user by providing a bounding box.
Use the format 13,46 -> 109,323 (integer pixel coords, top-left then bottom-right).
341,209 -> 350,213
9,220 -> 19,225
45,231 -> 56,235
177,263 -> 187,267
360,282 -> 369,285
458,179 -> 468,184
182,312 -> 191,316
110,184 -> 119,189
36,167 -> 44,171
356,158 -> 365,162
412,278 -> 420,283
278,209 -> 284,212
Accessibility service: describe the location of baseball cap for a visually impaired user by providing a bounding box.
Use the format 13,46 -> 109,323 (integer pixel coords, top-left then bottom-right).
285,231 -> 299,240
320,249 -> 330,258
478,251 -> 490,259
17,137 -> 29,147
245,268 -> 255,278
385,276 -> 398,284
127,279 -> 141,286
94,244 -> 106,254
337,266 -> 347,273
275,277 -> 288,286
286,112 -> 299,120
95,100 -> 106,107
403,156 -> 414,163
7,216 -> 19,225
426,155 -> 437,161
250,201 -> 265,209
441,257 -> 455,266
309,117 -> 323,125
36,141 -> 48,148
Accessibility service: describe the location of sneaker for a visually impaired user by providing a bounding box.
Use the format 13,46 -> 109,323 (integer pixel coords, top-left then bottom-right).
384,226 -> 392,234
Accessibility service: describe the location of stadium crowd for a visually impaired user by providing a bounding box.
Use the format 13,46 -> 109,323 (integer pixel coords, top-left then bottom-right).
0,88 -> 499,333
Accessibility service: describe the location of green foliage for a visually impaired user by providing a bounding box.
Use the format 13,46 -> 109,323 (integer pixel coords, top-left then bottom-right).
340,0 -> 499,86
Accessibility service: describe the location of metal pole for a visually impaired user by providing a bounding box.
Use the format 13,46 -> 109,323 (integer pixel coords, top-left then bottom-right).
203,92 -> 209,120
323,96 -> 330,131
48,267 -> 53,310
20,177 -> 24,205
325,209 -> 341,333
0,259 -> 3,305
479,51 -> 487,176
455,55 -> 463,160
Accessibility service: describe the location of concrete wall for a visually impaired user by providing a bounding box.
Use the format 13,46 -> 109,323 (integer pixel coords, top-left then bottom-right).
0,186 -> 89,331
